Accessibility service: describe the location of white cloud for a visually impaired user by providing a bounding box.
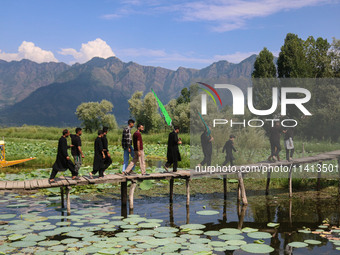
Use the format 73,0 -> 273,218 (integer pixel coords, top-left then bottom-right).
178,0 -> 336,32
59,38 -> 115,63
103,0 -> 337,32
0,41 -> 58,63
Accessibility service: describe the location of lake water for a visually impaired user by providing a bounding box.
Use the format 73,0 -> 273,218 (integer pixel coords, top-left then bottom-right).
1,188 -> 340,254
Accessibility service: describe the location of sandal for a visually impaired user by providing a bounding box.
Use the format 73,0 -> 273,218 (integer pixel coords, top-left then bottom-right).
89,172 -> 93,179
48,179 -> 55,184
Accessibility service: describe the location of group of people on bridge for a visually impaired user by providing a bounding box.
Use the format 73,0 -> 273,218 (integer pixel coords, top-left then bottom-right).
48,120 -> 182,183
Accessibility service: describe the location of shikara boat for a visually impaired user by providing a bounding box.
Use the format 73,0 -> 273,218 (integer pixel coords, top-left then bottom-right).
0,140 -> 36,167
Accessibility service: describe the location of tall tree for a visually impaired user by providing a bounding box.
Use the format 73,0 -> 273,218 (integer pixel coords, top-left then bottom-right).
305,36 -> 332,77
277,33 -> 309,78
329,37 -> 340,77
252,47 -> 277,78
75,100 -> 118,132
251,48 -> 279,135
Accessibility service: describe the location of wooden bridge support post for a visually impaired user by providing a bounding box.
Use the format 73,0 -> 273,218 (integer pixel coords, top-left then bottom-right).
186,178 -> 190,206
60,187 -> 65,209
121,181 -> 128,208
237,182 -> 241,203
288,166 -> 293,198
65,186 -> 71,215
129,180 -> 137,210
237,172 -> 248,205
265,171 -> 271,195
223,176 -> 227,200
169,177 -> 174,203
317,161 -> 322,191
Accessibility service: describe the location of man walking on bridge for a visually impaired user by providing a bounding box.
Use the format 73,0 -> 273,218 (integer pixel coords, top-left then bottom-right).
164,126 -> 182,172
90,130 -> 106,178
71,127 -> 84,175
49,129 -> 79,183
124,123 -> 149,176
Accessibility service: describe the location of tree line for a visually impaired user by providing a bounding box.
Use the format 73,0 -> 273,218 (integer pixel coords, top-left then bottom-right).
252,34 -> 340,141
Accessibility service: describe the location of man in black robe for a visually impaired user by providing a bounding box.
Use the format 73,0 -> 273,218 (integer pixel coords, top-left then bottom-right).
164,126 -> 182,172
49,129 -> 78,183
90,130 -> 106,178
102,127 -> 112,171
222,135 -> 237,166
199,129 -> 213,167
268,121 -> 282,161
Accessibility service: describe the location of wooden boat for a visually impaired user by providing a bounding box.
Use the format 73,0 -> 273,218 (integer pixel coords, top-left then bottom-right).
0,140 -> 36,167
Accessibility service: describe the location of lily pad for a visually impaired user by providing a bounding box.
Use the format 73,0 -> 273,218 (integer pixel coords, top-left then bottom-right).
241,243 -> 274,253
9,240 -> 37,248
248,232 -> 272,239
204,231 -> 221,236
218,234 -> 244,241
267,222 -> 280,228
8,234 -> 26,241
180,224 -> 206,230
138,222 -> 161,228
304,239 -> 322,245
154,232 -> 176,238
38,240 -> 61,246
145,238 -> 170,246
288,242 -> 308,248
219,228 -> 242,235
0,214 -> 17,219
298,230 -> 312,234
226,240 -> 247,246
66,230 -> 94,238
196,210 -> 219,215
242,227 -> 259,233
225,245 -> 240,250
155,227 -> 178,233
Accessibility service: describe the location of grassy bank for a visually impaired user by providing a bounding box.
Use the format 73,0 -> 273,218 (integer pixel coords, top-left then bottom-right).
1,126 -> 339,195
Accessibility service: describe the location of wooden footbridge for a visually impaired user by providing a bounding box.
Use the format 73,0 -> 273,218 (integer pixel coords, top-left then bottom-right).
0,150 -> 339,214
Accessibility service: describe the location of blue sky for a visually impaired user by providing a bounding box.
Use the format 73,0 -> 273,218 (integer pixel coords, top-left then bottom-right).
0,0 -> 339,70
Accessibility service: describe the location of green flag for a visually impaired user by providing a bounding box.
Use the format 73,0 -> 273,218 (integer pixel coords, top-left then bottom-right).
198,112 -> 211,136
151,88 -> 172,126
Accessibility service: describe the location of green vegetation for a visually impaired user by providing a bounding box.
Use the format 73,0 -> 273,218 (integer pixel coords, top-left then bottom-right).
0,126 -> 190,171
76,99 -> 118,132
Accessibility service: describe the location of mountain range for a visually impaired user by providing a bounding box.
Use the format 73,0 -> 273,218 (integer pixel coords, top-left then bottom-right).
0,55 -> 256,126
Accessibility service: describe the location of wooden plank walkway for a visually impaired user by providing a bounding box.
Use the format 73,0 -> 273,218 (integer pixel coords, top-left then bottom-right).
0,151 -> 339,213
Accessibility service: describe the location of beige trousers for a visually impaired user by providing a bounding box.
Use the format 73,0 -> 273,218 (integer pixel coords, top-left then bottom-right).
125,150 -> 146,174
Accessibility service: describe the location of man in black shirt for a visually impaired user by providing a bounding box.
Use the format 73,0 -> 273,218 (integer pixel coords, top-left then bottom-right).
102,127 -> 112,171
222,135 -> 237,166
90,130 -> 106,178
49,129 -> 79,183
71,127 -> 84,175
